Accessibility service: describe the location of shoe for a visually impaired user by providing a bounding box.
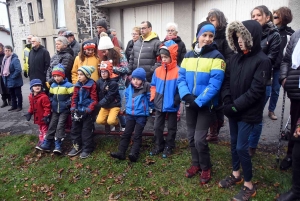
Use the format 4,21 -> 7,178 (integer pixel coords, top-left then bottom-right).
0,100 -> 8,108
105,125 -> 110,134
8,107 -> 17,111
162,146 -> 173,158
15,107 -> 22,112
110,151 -> 126,160
206,134 -> 218,142
276,190 -> 300,201
80,152 -> 91,159
233,185 -> 256,201
249,147 -> 256,157
280,156 -> 292,170
268,111 -> 278,120
128,153 -> 139,162
36,139 -> 52,152
185,165 -> 201,178
219,174 -> 244,188
120,126 -> 125,132
53,139 -> 63,154
114,124 -> 121,132
200,168 -> 211,184
68,143 -> 82,157
149,147 -> 164,156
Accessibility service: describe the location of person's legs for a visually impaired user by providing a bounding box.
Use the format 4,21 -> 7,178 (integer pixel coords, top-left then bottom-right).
248,122 -> 262,149
8,88 -> 17,109
268,69 -> 280,113
81,114 -> 94,154
165,112 -> 177,149
292,142 -> 300,195
96,108 -> 109,125
56,112 -> 69,139
70,121 -> 83,147
118,115 -> 136,153
265,86 -> 271,105
153,110 -> 166,151
118,89 -> 126,128
186,107 -> 200,166
130,116 -> 147,156
107,107 -> 120,126
45,112 -> 59,140
14,86 -> 22,109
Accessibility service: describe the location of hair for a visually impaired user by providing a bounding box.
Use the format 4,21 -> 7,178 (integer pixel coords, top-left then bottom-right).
55,36 -> 69,46
206,9 -> 227,30
251,5 -> 273,22
141,21 -> 152,28
58,27 -> 68,34
102,47 -> 121,66
166,22 -> 178,32
4,45 -> 13,52
273,6 -> 293,25
0,43 -> 3,54
32,36 -> 41,43
78,40 -> 99,63
132,26 -> 141,35
110,28 -> 116,32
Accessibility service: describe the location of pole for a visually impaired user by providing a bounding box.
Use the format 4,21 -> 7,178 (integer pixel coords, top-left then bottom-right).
0,2 -> 14,48
89,0 -> 93,38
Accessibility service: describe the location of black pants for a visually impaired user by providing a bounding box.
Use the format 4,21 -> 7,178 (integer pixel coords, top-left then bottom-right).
1,93 -> 10,102
292,141 -> 300,195
118,115 -> 147,155
154,111 -> 177,150
287,100 -> 300,156
70,114 -> 94,153
45,112 -> 69,140
9,86 -> 22,109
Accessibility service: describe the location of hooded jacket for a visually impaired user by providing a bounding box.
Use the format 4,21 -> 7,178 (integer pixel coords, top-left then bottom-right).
222,20 -> 271,123
150,40 -> 180,113
128,32 -> 161,82
2,53 -> 23,88
23,44 -> 31,73
162,36 -> 187,65
213,26 -> 235,63
28,92 -> 51,125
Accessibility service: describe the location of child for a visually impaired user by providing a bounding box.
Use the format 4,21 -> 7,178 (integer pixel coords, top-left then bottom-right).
95,60 -> 121,133
24,79 -> 51,148
68,66 -> 98,159
110,68 -> 153,162
150,40 -> 180,158
36,64 -> 74,153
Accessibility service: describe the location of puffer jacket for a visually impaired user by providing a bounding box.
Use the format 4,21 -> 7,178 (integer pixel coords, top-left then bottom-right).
125,40 -> 134,62
213,26 -> 234,63
280,29 -> 300,100
28,92 -> 51,125
2,53 -> 23,88
128,32 -> 161,82
162,36 -> 187,65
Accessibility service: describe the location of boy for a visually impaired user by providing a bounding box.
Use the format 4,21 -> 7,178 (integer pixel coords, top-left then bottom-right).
150,40 -> 180,158
36,64 -> 74,153
68,66 -> 98,159
24,79 -> 51,148
110,68 -> 153,162
95,60 -> 121,133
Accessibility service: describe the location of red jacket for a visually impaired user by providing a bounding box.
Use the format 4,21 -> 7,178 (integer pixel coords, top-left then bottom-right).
28,92 -> 51,125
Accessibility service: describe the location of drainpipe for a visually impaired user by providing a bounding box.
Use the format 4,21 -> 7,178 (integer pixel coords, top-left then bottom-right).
0,2 -> 14,48
89,0 -> 93,38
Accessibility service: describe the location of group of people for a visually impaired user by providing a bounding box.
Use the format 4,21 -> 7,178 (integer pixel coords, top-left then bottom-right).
0,4 -> 300,201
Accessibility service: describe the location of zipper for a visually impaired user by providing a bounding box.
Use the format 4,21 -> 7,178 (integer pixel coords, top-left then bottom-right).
132,98 -> 134,115
137,40 -> 144,68
192,56 -> 201,94
161,65 -> 168,111
57,85 -> 60,112
142,99 -> 146,115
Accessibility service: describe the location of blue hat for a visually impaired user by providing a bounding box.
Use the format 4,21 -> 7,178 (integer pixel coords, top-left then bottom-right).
132,68 -> 146,81
196,21 -> 215,39
30,79 -> 42,90
52,63 -> 65,78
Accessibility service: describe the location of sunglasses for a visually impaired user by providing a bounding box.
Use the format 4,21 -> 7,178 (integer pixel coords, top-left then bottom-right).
273,16 -> 279,19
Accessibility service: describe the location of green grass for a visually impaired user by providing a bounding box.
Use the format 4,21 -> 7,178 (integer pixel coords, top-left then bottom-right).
0,134 -> 292,201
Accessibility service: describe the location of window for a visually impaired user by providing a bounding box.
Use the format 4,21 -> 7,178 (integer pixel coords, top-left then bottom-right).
37,0 -> 44,20
27,3 -> 34,22
17,7 -> 23,24
42,38 -> 47,50
53,0 -> 66,29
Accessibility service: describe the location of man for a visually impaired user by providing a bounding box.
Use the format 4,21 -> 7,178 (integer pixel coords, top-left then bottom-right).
58,27 -> 67,36
93,19 -> 119,48
23,34 -> 33,78
28,37 -> 50,92
110,28 -> 123,50
128,21 -> 161,82
63,31 -> 80,57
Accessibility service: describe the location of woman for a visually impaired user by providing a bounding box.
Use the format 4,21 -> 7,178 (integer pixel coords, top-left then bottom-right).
1,45 -> 23,111
125,27 -> 140,62
248,5 -> 281,156
0,43 -> 10,108
178,21 -> 225,185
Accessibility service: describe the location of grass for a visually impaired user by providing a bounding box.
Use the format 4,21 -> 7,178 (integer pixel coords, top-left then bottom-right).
0,133 -> 292,201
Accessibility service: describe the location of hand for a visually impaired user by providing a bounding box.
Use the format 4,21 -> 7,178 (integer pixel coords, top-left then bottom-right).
42,116 -> 50,125
183,94 -> 195,104
224,104 -> 238,117
282,78 -> 286,88
223,96 -> 232,105
186,101 -> 199,109
99,98 -> 107,107
173,94 -> 181,107
23,113 -> 32,121
23,71 -> 28,78
294,126 -> 300,138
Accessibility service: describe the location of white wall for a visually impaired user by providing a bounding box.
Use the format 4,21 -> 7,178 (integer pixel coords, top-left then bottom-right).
0,32 -> 13,47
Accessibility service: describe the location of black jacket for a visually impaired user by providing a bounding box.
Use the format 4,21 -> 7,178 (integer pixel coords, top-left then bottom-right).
28,45 -> 50,83
69,40 -> 80,57
96,78 -> 121,109
280,29 -> 300,100
222,20 -> 272,123
125,40 -> 134,63
213,26 -> 234,63
162,36 -> 187,65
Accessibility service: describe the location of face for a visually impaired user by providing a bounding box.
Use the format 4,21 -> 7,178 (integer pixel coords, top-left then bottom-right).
0,46 -> 3,52
236,32 -> 247,51
131,77 -> 143,88
100,49 -> 108,57
101,70 -> 109,79
140,22 -> 151,37
53,75 -> 64,83
31,38 -> 40,48
161,54 -> 171,64
27,35 -> 32,44
273,12 -> 281,26
77,71 -> 87,83
166,26 -> 177,37
111,31 -> 117,37
55,41 -> 66,51
131,30 -> 140,42
97,26 -> 106,35
4,48 -> 12,57
251,9 -> 270,26
32,85 -> 42,93
84,48 -> 94,57
198,32 -> 214,48
208,16 -> 219,29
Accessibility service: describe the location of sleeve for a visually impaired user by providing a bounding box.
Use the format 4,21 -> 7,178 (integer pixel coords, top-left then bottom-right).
28,95 -> 33,114
280,33 -> 295,84
101,82 -> 119,104
87,82 -> 98,113
71,56 -> 79,84
128,49 -> 134,75
221,59 -> 232,101
42,96 -> 51,117
10,59 -> 22,79
61,54 -> 74,78
267,32 -> 281,65
125,41 -> 131,62
113,52 -> 129,74
70,86 -> 79,111
28,52 -> 31,77
177,57 -> 191,99
178,42 -> 187,66
23,50 -> 29,73
145,83 -> 154,109
44,50 -> 51,74
150,69 -> 157,101
46,57 -> 54,82
49,86 -> 54,102
112,36 -> 120,48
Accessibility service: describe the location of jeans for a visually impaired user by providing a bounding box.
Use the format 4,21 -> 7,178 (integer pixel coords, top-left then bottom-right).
45,112 -> 69,140
265,68 -> 280,112
229,118 -> 254,182
9,86 -> 22,108
118,89 -> 126,127
248,123 -> 262,148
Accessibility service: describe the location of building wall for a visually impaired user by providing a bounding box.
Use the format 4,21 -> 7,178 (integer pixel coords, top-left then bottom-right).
289,0 -> 300,31
0,31 -> 13,47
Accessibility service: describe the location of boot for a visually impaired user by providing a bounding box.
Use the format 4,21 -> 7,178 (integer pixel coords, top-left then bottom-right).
53,138 -> 63,154
36,139 -> 52,152
206,121 -> 219,142
0,100 -> 8,108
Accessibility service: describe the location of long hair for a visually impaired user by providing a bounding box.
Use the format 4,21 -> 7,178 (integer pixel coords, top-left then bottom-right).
101,47 -> 121,66
206,9 -> 227,30
251,5 -> 273,22
78,40 -> 99,63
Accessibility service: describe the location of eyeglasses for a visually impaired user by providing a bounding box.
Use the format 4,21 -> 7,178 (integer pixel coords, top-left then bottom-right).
273,16 -> 279,19
31,41 -> 36,43
131,33 -> 139,36
140,27 -> 148,30
166,29 -> 175,32
100,70 -> 108,74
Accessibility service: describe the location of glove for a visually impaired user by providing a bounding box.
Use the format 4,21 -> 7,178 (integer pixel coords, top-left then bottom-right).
186,101 -> 199,109
23,113 -> 32,121
23,71 -> 28,78
42,116 -> 50,125
224,104 -> 238,118
99,98 -> 107,107
183,94 -> 195,104
223,96 -> 232,105
173,94 -> 181,107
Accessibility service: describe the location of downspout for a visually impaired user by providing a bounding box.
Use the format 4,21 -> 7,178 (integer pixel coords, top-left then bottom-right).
89,0 -> 93,38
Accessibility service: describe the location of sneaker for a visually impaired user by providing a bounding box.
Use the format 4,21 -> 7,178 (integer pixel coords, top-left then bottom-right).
68,143 -> 82,157
280,156 -> 292,170
120,126 -> 125,132
233,185 -> 256,201
128,153 -> 139,162
162,146 -> 173,158
110,151 -> 126,160
105,125 -> 111,134
149,147 -> 164,156
80,152 -> 91,159
114,124 -> 121,132
185,165 -> 201,178
206,134 -> 218,142
53,139 -> 63,154
200,168 -> 211,184
268,111 -> 277,120
36,139 -> 52,152
219,174 -> 243,188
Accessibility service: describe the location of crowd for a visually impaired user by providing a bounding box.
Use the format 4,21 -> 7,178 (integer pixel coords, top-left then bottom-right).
0,5 -> 299,201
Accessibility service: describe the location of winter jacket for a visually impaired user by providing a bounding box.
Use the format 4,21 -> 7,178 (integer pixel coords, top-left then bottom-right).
163,36 -> 187,66
2,53 -> 23,88
280,29 -> 300,100
71,78 -> 98,114
178,43 -> 225,108
96,78 -> 121,109
28,45 -> 50,84
125,81 -> 154,116
150,40 -> 180,113
69,39 -> 80,57
213,26 -> 234,63
128,32 -> 161,82
28,92 -> 51,125
0,53 -> 8,95
222,20 -> 271,124
111,50 -> 129,90
47,47 -> 74,84
125,40 -> 134,62
71,55 -> 100,84
23,44 -> 31,73
49,79 -> 74,113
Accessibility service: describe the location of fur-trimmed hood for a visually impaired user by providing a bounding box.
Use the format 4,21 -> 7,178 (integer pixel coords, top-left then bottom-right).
226,20 -> 262,54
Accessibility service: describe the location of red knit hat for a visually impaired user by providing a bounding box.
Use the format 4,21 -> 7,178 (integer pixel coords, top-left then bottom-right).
52,64 -> 65,78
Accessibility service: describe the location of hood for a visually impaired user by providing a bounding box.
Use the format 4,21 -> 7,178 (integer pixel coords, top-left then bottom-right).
142,31 -> 159,42
159,40 -> 178,70
163,36 -> 182,43
99,60 -> 118,79
59,47 -> 74,56
226,20 -> 262,54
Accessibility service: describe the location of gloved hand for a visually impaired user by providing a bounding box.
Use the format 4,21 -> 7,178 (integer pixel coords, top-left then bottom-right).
23,112 -> 32,121
223,96 -> 232,105
42,116 -> 51,125
173,94 -> 181,107
183,94 -> 195,104
186,101 -> 199,109
23,71 -> 28,78
224,104 -> 238,117
99,98 -> 107,107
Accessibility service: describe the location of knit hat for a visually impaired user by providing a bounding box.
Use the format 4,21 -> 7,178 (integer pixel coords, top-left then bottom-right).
82,40 -> 96,50
99,60 -> 113,75
52,63 -> 65,78
196,21 -> 215,39
96,19 -> 108,30
132,68 -> 146,81
78,66 -> 95,78
159,46 -> 170,57
98,32 -> 114,50
30,79 -> 42,90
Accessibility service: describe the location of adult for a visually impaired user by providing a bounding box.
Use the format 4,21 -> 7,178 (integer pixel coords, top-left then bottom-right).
162,22 -> 186,66
63,31 -> 80,57
128,21 -> 161,82
0,43 -> 10,107
46,36 -> 74,85
58,27 -> 67,36
1,46 -> 23,111
93,19 -> 120,48
125,26 -> 140,62
277,29 -> 300,201
28,37 -> 51,92
110,28 -> 123,50
248,5 -> 281,156
23,34 -> 33,78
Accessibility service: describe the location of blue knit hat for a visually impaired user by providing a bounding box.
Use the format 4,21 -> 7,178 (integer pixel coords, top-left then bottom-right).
132,68 -> 146,81
52,63 -> 65,78
196,21 -> 215,39
78,66 -> 95,78
30,79 -> 42,90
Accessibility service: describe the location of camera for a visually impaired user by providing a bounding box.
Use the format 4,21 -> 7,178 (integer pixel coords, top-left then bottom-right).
72,111 -> 83,122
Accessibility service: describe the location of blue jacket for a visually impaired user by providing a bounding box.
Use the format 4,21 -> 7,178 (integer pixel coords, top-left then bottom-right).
3,53 -> 23,88
125,81 -> 154,116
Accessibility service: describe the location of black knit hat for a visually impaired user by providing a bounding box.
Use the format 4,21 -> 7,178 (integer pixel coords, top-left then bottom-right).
96,19 -> 108,30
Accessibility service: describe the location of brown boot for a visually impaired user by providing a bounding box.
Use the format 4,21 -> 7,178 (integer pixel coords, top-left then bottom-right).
206,121 -> 218,141
268,111 -> 277,120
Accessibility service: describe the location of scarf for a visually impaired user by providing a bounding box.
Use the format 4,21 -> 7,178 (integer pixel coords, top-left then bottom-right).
194,43 -> 202,56
1,55 -> 12,76
292,38 -> 300,70
165,35 -> 177,41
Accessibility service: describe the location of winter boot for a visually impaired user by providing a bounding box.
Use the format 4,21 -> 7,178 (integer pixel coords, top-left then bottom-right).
110,151 -> 126,160
206,121 -> 219,142
36,139 -> 52,152
53,138 -> 63,154
68,143 -> 82,157
0,100 -> 8,108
